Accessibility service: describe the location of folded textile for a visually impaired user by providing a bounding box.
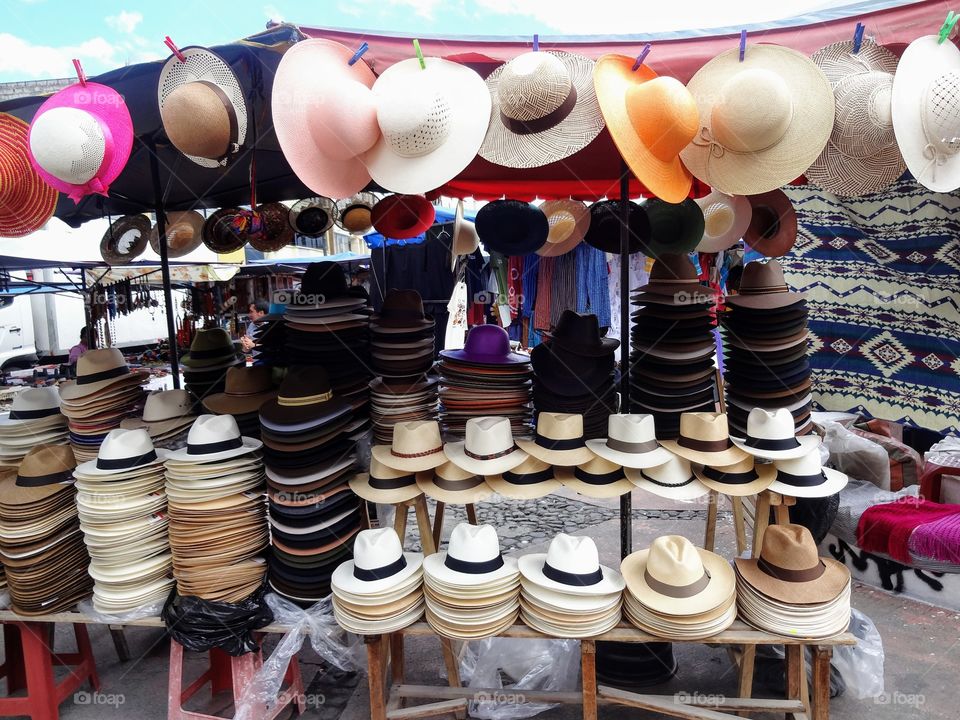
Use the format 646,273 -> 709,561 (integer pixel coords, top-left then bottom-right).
856,498 -> 960,564
908,513 -> 960,565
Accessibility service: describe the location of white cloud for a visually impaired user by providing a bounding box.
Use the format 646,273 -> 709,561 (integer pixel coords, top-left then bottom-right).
387,0 -> 444,21
0,33 -> 117,79
105,10 -> 143,34
263,4 -> 284,22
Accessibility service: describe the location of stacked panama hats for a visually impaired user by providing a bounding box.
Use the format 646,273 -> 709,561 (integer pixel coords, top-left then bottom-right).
531,311 -> 618,439
260,368 -> 362,604
625,449 -> 710,502
202,366 -> 277,440
0,387 -> 68,468
417,461 -> 494,506
720,260 -> 812,437
446,416 -> 530,496
519,534 -> 624,638
120,389 -> 197,450
622,535 -> 737,639
438,325 -> 533,438
59,348 -> 148,463
736,524 -> 851,639
0,446 -> 92,614
332,528 -> 424,634
369,290 -> 438,445
74,429 -> 173,614
423,523 -> 520,639
181,328 -> 243,403
164,415 -> 268,602
629,254 -> 717,439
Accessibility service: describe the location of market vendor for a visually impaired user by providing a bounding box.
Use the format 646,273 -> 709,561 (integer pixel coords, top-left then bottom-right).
240,299 -> 268,354
68,326 -> 90,365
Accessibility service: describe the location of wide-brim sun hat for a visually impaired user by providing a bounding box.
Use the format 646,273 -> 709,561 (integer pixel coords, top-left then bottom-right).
680,44 -> 835,195
593,56 -> 697,203
250,202 -> 294,253
536,199 -> 591,257
0,113 -> 58,238
200,207 -> 255,254
451,201 -> 479,270
423,554 -> 518,589
335,192 -> 377,235
151,210 -> 205,257
519,552 -> 624,598
692,457 -> 776,497
767,451 -> 848,499
371,194 -> 435,239
364,56 -> 491,194
475,199 -> 548,256
695,190 -> 752,253
743,190 -> 797,258
100,214 -> 151,265
583,199 -> 650,254
289,197 -> 337,237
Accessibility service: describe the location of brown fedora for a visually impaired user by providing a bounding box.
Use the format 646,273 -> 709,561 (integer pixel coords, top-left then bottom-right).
743,191 -> 798,258
370,290 -> 433,331
725,260 -> 805,310
202,366 -> 277,416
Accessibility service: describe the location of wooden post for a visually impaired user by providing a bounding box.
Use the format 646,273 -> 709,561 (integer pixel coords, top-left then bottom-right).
732,497 -> 747,556
581,639 -> 598,720
465,503 -> 478,525
366,635 -> 387,720
811,647 -> 832,720
704,491 -> 719,551
432,500 -> 446,550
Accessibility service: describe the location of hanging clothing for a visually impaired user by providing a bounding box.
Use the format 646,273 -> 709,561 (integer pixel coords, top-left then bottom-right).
549,251 -> 577,329
575,243 -> 611,330
606,252 -> 649,342
533,255 -> 556,332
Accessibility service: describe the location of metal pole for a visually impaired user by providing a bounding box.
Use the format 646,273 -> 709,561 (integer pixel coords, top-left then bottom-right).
618,161 -> 632,560
147,140 -> 182,389
79,267 -> 92,346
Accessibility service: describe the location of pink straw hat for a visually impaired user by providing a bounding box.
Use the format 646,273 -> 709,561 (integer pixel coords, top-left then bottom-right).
27,82 -> 133,203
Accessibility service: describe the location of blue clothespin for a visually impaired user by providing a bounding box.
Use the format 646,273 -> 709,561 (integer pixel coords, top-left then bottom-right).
632,43 -> 652,71
348,42 -> 369,65
852,23 -> 865,53
739,30 -> 747,61
533,34 -> 539,51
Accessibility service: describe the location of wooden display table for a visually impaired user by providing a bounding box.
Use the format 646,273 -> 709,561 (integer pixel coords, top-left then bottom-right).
365,621 -> 856,720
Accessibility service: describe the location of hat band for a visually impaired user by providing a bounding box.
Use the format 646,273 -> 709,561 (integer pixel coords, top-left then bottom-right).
278,390 -> 334,407
643,568 -> 711,599
434,474 -> 484,491
501,85 -> 578,136
369,473 -> 416,490
745,435 -> 801,451
392,445 -> 443,459
702,466 -> 758,485
542,561 -> 602,587
640,469 -> 695,489
677,436 -> 731,453
606,437 -> 658,454
502,467 -> 554,486
758,557 -> 826,584
96,450 -> 157,471
535,435 -> 584,451
444,553 -> 504,575
9,406 -> 61,420
353,554 -> 407,582
187,436 -> 243,456
186,346 -> 235,360
379,308 -> 426,321
738,284 -> 790,296
775,469 -> 827,488
574,467 -> 626,486
15,469 -> 73,488
77,365 -> 129,385
465,444 -> 518,461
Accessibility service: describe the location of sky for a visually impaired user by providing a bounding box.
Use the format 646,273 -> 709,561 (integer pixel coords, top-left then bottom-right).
0,0 -> 879,82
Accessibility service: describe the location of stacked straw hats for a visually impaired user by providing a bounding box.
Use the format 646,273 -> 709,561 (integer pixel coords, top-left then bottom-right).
720,260 -> 813,437
531,311 -> 618,439
332,528 -> 424,634
423,523 -> 520,639
519,533 -> 624,638
735,524 -> 851,639
417,460 -> 494,505
0,445 -> 92,614
624,450 -> 710,502
630,254 -> 718,439
438,325 -> 533,438
59,348 -> 148,463
202,366 -> 277,440
164,415 -> 268,602
260,367 -> 363,604
74,429 -> 173,614
446,416 -> 529,485
120,389 -> 197,450
0,387 -> 68,468
622,535 -> 736,639
181,328 -> 243,402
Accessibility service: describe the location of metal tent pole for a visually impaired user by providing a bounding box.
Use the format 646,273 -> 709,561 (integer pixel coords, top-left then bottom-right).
618,161 -> 632,560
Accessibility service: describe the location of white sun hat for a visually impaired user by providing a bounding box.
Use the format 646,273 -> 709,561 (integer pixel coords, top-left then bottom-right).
586,414 -> 672,469
74,428 -> 167,477
424,523 -> 518,587
519,533 -> 624,598
731,407 -> 821,460
768,449 -> 848,499
331,528 -> 423,596
164,414 -> 262,463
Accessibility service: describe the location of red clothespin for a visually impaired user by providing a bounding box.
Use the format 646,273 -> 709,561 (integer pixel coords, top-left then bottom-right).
72,59 -> 87,86
632,44 -> 652,71
739,30 -> 747,61
164,36 -> 186,62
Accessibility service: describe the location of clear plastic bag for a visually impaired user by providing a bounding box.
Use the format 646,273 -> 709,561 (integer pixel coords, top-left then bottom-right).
459,637 -> 581,720
832,608 -> 884,699
76,597 -> 165,622
232,593 -> 364,720
821,420 -> 891,490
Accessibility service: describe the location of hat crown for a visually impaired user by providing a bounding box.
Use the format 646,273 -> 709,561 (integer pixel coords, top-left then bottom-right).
161,82 -> 233,160
712,68 -> 793,153
11,386 -> 60,414
626,77 -> 699,161
300,261 -> 349,299
746,407 -> 795,441
536,412 -> 583,441
464,416 -> 515,454
142,389 -> 193,422
679,412 -> 729,443
189,327 -> 234,354
377,69 -> 452,158
647,535 -> 706,588
29,106 -> 105,185
381,289 -> 426,319
224,366 -> 274,396
186,414 -> 242,447
75,347 -> 126,378
739,259 -> 788,294
545,533 -> 600,577
649,253 -> 698,283
463,323 -> 511,358
277,366 -> 334,404
578,455 -> 621,475
608,414 -> 656,443
644,452 -> 692,484
831,71 -> 895,160
19,444 -> 76,479
553,309 -> 603,345
306,77 -> 380,160
499,52 -> 572,122
353,528 -> 404,572
774,448 -> 824,477
922,70 -> 960,157
760,523 -> 821,572
448,522 -> 502,565
98,428 -> 156,463
392,420 -> 442,455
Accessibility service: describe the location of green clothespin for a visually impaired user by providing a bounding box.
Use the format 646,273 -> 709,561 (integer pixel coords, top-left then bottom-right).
413,38 -> 426,69
938,11 -> 958,44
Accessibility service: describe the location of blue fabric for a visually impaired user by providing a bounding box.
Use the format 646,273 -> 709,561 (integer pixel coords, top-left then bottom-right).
575,243 -> 611,329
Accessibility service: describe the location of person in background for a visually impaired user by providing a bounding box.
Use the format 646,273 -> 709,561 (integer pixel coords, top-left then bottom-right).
240,299 -> 268,353
68,326 -> 90,365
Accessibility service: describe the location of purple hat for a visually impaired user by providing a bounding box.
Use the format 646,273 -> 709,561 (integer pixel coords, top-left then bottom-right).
440,325 -> 529,366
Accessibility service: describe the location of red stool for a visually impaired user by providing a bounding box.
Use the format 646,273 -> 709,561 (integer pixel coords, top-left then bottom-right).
168,638 -> 305,720
0,622 -> 100,720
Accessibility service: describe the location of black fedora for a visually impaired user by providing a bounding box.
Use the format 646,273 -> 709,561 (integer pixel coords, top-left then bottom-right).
546,310 -> 619,357
475,199 -> 548,256
583,199 -> 650,254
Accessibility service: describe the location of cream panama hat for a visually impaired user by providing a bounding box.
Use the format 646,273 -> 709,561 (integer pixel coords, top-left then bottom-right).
165,415 -> 261,463
555,456 -> 634,499
120,389 -> 195,438
692,455 -> 775,497
0,386 -> 62,425
516,413 -> 594,466
625,452 -> 709,501
731,407 -> 822,460
59,348 -> 141,401
416,461 -> 492,505
768,449 -> 848,499
660,412 -> 750,467
74,428 -> 166,477
423,523 -> 518,587
364,56 -> 491,194
694,190 -> 752,253
444,416 -> 528,476
349,456 -> 425,504
485,455 -> 560,500
331,528 -> 423,596
519,533 -> 624,598
586,414 -> 672,469
371,421 -> 448,473
680,44 -> 835,195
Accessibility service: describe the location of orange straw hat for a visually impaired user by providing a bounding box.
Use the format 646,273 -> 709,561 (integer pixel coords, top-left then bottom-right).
0,113 -> 58,238
593,55 -> 699,203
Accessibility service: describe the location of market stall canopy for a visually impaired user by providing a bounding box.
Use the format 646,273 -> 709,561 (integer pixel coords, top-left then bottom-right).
83,263 -> 240,287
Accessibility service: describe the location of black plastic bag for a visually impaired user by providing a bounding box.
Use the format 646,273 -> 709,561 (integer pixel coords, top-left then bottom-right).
162,585 -> 274,656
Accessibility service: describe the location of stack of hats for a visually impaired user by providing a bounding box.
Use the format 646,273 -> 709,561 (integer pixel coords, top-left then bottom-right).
629,254 -> 718,439
59,348 -> 148,462
721,259 -> 812,437
369,289 -> 438,445
622,535 -> 736,639
531,311 -> 618,439
332,528 -> 424,635
252,302 -> 287,368
74,429 -> 173,614
519,534 -> 624,638
260,368 -> 362,604
656,413 -> 747,500
0,387 -> 68,468
120,389 -> 197,450
445,417 -> 529,492
181,328 -> 244,404
371,421 -> 449,503
735,524 -> 851,639
164,415 -> 268,602
417,461 -> 494,505
438,325 -> 532,438
423,523 -> 520,639
0,445 -> 92,614
202,366 -> 277,440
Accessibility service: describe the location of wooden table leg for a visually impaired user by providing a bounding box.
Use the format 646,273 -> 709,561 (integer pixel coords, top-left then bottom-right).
365,635 -> 387,720
704,491 -> 719,552
752,492 -> 772,557
414,495 -> 438,556
465,503 -> 478,525
811,647 -> 832,720
732,497 -> 747,556
785,644 -> 806,720
581,639 -> 598,720
393,500 -> 409,541
737,645 -> 756,718
389,633 -> 405,711
432,501 -> 446,551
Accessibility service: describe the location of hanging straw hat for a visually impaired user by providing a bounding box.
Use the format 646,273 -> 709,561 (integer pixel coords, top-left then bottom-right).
807,40 -> 904,197
481,50 -> 604,169
158,46 -> 247,168
694,191 -> 752,253
272,40 -> 379,199
892,35 -> 960,193
150,210 -> 205,257
289,197 -> 337,237
536,200 -> 591,257
100,215 -> 151,265
250,202 -> 294,253
680,44 -> 834,195
371,195 -> 435,239
335,192 -> 378,235
450,200 -> 479,270
28,82 -> 133,203
593,55 -> 698,202
364,56 -> 491,194
0,113 -> 58,238
743,190 -> 797,258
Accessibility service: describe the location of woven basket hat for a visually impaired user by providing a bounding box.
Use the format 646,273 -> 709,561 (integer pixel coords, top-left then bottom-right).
680,44 -> 835,195
806,40 -> 904,197
0,113 -> 58,238
481,50 -> 605,169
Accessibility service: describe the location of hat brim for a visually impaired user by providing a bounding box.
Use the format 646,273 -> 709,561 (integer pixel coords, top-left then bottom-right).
622,546 -> 735,616
724,292 -> 806,310
518,553 -> 624,597
348,472 -> 427,504
692,461 -> 776,497
331,553 -> 423,597
584,439 -> 672,469
695,192 -> 754,253
416,475 -> 494,505
626,470 -> 711,500
730,433 -> 821,460
484,473 -> 560,500
202,391 -> 277,416
767,466 -> 848,499
424,553 -> 518,588
442,442 -> 528,476
658,440 -> 749,468
514,440 -> 594,467
735,556 -> 850,605
59,370 -> 145,402
74,450 -> 168,478
370,444 -> 448,473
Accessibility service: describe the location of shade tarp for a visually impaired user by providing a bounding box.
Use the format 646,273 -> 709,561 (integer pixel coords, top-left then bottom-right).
83,263 -> 240,287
